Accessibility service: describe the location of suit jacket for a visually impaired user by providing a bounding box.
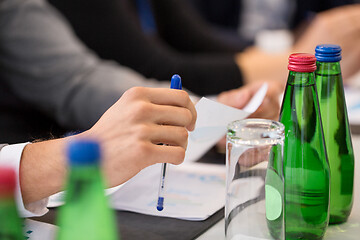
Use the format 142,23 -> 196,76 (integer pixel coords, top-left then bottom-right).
191,0 -> 356,30
48,0 -> 246,96
0,0 -> 169,143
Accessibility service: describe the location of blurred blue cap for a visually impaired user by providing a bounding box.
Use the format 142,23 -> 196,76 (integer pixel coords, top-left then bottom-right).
315,44 -> 342,62
67,140 -> 100,166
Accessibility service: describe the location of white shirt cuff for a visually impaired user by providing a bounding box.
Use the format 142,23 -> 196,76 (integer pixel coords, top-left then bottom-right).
0,143 -> 49,218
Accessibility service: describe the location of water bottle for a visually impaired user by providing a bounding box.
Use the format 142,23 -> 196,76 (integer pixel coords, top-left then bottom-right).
280,53 -> 330,239
315,44 -> 354,224
0,167 -> 23,240
57,140 -> 118,240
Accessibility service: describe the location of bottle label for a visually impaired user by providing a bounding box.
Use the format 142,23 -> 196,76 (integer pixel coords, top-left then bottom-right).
265,184 -> 282,220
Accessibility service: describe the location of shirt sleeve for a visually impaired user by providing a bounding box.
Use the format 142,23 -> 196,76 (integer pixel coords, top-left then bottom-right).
0,143 -> 49,218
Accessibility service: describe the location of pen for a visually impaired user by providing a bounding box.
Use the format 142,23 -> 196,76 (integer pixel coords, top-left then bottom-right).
156,74 -> 182,211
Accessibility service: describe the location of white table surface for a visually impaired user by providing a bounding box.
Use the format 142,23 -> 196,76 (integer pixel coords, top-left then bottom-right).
197,134 -> 360,240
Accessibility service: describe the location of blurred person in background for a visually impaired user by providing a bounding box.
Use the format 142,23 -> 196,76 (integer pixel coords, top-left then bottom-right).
48,0 -> 248,96
48,0 -> 360,91
192,0 -> 360,81
0,0 -> 279,145
191,0 -> 355,42
0,0 -> 278,218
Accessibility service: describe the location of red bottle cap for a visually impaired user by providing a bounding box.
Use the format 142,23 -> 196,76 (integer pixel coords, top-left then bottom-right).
0,167 -> 16,196
288,53 -> 317,72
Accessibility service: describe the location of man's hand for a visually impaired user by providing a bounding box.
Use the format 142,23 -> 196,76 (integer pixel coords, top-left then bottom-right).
83,87 -> 197,188
217,81 -> 281,120
215,82 -> 282,151
20,87 -> 197,204
294,4 -> 360,80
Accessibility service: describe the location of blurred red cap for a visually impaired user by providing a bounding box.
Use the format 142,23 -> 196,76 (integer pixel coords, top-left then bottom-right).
288,53 -> 317,72
0,167 -> 16,196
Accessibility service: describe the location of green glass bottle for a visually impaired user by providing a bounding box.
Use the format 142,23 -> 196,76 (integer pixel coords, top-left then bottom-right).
0,167 -> 23,240
315,44 -> 354,224
280,53 -> 330,240
57,140 -> 119,240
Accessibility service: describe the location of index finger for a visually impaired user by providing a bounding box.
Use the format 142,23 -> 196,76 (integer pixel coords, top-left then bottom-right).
145,88 -> 197,131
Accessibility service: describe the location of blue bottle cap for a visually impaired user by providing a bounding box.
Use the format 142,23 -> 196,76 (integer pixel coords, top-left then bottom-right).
67,140 -> 100,166
315,44 -> 342,62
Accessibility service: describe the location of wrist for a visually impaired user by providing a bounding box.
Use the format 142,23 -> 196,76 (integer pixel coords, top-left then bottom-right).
20,139 -> 67,204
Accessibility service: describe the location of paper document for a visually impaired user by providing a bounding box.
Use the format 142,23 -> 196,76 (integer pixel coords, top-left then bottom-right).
345,71 -> 360,125
109,163 -> 226,221
48,184 -> 123,207
345,87 -> 360,125
23,219 -> 57,240
185,83 -> 268,162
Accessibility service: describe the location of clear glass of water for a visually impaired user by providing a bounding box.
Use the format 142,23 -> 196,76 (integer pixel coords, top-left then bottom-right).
225,119 -> 285,240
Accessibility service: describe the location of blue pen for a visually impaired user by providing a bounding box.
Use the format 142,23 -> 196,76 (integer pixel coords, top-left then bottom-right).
156,74 -> 182,211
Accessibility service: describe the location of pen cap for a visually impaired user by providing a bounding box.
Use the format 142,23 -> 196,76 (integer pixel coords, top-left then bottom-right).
67,140 -> 101,166
170,74 -> 182,90
0,167 -> 16,197
315,44 -> 342,62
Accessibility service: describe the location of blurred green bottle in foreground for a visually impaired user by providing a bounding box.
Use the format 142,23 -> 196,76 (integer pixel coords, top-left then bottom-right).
57,140 -> 118,240
0,167 -> 23,240
315,44 -> 354,224
279,53 -> 330,240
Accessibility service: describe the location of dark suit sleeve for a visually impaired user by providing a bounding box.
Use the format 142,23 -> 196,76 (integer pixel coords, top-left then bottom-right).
151,0 -> 248,53
48,0 -> 244,95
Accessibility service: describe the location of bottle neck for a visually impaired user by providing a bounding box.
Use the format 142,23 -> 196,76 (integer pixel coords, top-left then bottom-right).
316,61 -> 341,76
0,192 -> 15,201
0,196 -> 17,213
287,71 -> 316,86
64,165 -> 104,203
68,165 -> 100,181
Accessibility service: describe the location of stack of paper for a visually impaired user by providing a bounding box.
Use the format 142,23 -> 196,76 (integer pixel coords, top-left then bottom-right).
109,163 -> 226,221
47,185 -> 122,208
345,71 -> 360,125
185,83 -> 268,162
345,87 -> 360,125
23,219 -> 57,240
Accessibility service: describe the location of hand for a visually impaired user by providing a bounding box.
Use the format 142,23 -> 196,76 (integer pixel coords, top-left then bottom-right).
215,82 -> 282,151
235,48 -> 289,85
237,146 -> 272,168
84,87 -> 197,187
294,4 -> 360,80
217,81 -> 281,120
20,87 -> 196,204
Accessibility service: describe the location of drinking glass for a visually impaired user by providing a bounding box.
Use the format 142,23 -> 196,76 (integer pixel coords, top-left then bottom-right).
225,119 -> 285,240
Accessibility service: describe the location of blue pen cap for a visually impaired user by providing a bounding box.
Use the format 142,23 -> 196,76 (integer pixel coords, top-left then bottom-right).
170,74 -> 182,90
67,140 -> 100,166
315,44 -> 342,62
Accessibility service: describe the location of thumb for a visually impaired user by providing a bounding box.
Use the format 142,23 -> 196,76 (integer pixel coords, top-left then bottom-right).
234,88 -> 251,109
217,87 -> 252,109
